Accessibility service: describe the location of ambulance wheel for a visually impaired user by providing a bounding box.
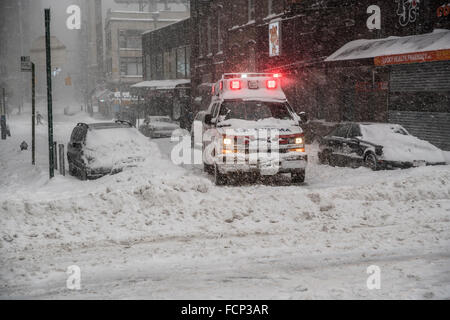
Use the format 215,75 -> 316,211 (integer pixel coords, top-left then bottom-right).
291,170 -> 305,184
203,163 -> 214,174
214,165 -> 227,186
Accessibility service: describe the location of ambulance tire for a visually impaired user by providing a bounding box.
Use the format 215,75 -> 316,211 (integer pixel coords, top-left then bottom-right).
214,164 -> 227,186
291,170 -> 305,184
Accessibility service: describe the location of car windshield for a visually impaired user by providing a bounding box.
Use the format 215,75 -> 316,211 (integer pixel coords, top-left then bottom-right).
149,117 -> 172,123
218,101 -> 293,122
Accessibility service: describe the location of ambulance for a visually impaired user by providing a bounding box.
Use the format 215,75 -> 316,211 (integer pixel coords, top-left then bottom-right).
197,73 -> 308,185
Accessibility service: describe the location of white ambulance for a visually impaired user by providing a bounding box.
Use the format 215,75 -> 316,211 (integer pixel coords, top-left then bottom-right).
198,73 -> 308,185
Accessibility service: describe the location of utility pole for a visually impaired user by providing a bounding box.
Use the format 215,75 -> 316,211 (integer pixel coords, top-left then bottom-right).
45,9 -> 54,179
1,88 -> 6,140
32,62 -> 36,165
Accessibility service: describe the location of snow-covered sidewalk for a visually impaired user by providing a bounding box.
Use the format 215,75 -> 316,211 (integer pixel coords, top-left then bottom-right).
0,112 -> 449,299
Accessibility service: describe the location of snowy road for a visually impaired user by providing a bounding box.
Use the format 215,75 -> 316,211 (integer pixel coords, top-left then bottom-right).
1,112 -> 450,299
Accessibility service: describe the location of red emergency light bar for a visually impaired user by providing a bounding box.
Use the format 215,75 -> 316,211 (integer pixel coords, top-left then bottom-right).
230,80 -> 242,90
266,79 -> 277,89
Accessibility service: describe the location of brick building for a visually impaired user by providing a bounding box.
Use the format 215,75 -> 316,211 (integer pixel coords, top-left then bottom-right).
132,18 -> 191,128
190,0 -> 450,150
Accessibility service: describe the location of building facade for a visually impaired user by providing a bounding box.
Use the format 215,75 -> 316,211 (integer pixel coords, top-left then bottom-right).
104,8 -> 189,92
133,18 -> 191,128
190,0 -> 450,150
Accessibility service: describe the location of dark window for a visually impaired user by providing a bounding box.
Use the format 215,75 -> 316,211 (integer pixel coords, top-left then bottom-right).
218,101 -> 293,122
120,57 -> 142,76
349,125 -> 362,138
119,30 -> 142,49
331,125 -> 350,138
71,127 -> 85,143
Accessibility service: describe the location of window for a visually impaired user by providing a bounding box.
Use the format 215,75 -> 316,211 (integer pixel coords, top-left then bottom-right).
207,17 -> 212,54
349,125 -> 362,138
145,55 -> 151,80
119,30 -> 142,49
198,24 -> 203,57
186,46 -> 191,78
176,47 -> 186,79
164,52 -> 169,79
248,0 -> 255,21
217,14 -> 223,52
120,57 -> 142,76
155,53 -> 163,79
331,125 -> 350,138
218,101 -> 293,122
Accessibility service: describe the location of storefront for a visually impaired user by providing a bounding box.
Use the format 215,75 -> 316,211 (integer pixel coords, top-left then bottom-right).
130,79 -> 191,128
325,30 -> 450,150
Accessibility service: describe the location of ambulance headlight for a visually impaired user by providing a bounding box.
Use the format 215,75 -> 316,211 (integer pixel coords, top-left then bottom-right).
223,138 -> 233,145
295,137 -> 304,144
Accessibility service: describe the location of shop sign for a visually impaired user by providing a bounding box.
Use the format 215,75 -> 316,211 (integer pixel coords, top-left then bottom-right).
395,0 -> 421,27
374,49 -> 450,66
269,21 -> 281,57
437,3 -> 450,17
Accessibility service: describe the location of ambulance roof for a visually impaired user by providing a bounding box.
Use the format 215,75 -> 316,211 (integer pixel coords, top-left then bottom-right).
215,73 -> 287,102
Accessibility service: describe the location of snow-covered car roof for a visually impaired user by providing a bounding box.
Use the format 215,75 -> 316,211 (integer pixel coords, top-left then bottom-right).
83,127 -> 151,170
358,123 -> 445,163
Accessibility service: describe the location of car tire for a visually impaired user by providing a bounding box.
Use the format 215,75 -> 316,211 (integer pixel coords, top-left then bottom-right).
291,170 -> 305,184
204,163 -> 214,174
319,149 -> 332,165
214,164 -> 227,186
79,168 -> 88,181
364,152 -> 378,171
68,162 -> 76,176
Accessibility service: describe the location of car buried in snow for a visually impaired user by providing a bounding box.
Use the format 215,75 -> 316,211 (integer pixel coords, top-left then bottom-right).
199,73 -> 308,185
67,120 -> 148,180
139,116 -> 180,138
318,122 -> 447,170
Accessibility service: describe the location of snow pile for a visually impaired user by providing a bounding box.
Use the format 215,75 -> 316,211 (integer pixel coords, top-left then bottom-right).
360,124 -> 446,163
1,113 -> 449,299
83,127 -> 157,169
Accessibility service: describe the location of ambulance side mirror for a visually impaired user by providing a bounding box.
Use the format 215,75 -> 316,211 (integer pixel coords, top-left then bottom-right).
299,112 -> 308,124
204,114 -> 212,125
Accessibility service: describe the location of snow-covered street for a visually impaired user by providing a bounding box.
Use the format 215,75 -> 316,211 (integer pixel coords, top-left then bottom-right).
1,111 -> 449,299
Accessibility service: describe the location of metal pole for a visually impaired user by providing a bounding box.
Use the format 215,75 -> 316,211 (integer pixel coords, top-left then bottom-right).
53,141 -> 58,171
59,144 -> 65,176
45,9 -> 54,179
1,88 -> 6,140
32,63 -> 36,165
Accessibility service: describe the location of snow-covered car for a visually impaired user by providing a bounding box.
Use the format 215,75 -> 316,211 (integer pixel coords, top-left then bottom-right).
67,121 -> 148,180
318,122 -> 446,170
139,116 -> 180,138
201,73 -> 308,185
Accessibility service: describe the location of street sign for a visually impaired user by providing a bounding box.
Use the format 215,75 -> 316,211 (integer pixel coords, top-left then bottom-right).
21,56 -> 32,72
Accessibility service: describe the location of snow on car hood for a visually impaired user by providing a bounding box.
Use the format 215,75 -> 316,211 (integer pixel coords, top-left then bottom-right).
83,127 -> 154,169
217,118 -> 302,135
360,124 -> 445,163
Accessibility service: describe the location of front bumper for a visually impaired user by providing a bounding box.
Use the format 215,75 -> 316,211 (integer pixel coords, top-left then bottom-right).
215,152 -> 308,175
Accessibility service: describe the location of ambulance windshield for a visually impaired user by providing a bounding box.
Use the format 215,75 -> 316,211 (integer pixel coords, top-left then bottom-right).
218,101 -> 293,122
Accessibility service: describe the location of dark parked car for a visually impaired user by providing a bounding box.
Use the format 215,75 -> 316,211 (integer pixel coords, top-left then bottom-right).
318,123 -> 446,170
139,116 -> 180,138
67,120 -> 147,180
